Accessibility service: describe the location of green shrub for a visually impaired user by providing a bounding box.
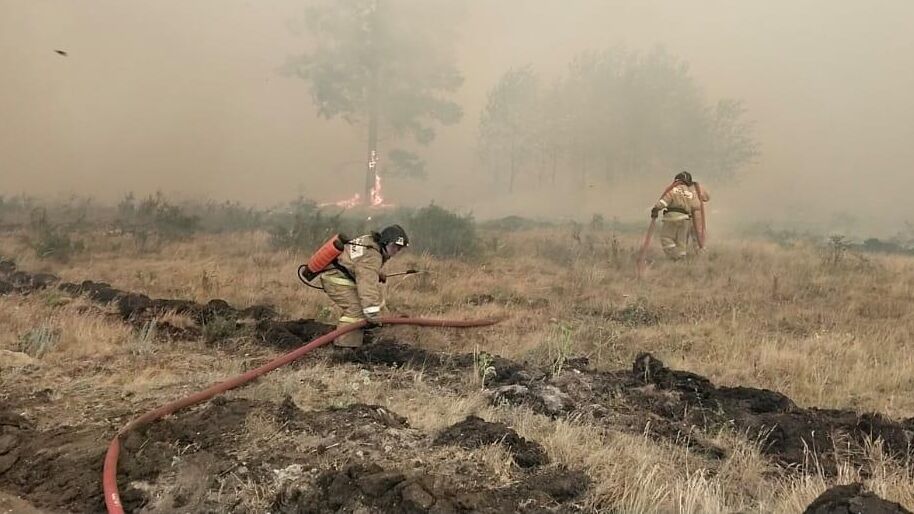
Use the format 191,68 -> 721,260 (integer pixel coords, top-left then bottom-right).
116,192 -> 199,248
198,201 -> 266,233
27,208 -> 83,262
400,204 -> 479,258
268,198 -> 355,250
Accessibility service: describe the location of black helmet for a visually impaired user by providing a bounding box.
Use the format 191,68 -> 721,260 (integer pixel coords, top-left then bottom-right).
378,224 -> 409,247
674,171 -> 693,185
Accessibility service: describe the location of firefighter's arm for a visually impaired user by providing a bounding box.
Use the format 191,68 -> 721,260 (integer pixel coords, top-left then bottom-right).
695,183 -> 710,202
352,250 -> 385,319
653,190 -> 673,211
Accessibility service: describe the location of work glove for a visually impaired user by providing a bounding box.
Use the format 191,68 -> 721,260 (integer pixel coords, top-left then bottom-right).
365,317 -> 382,329
650,207 -> 660,219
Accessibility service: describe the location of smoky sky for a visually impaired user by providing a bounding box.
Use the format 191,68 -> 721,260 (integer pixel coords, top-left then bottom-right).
2,1 -> 913,232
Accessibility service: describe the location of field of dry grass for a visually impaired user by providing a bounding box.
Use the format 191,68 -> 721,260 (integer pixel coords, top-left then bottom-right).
2,224 -> 914,513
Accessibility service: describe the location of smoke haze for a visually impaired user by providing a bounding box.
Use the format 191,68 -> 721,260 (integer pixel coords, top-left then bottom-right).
2,1 -> 913,233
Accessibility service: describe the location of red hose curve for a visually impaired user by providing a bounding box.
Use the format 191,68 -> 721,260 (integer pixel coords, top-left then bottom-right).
102,315 -> 502,514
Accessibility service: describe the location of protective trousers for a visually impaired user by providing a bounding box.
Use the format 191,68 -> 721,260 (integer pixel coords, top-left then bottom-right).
660,217 -> 692,260
320,273 -> 365,348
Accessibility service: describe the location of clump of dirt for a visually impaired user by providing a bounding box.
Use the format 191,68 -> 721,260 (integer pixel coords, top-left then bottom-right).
804,483 -> 912,514
271,462 -> 588,514
0,258 -> 16,275
489,383 -> 576,417
434,416 -> 548,468
0,262 -> 58,295
281,400 -> 410,436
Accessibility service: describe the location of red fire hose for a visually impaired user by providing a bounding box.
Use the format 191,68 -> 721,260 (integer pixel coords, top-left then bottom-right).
102,316 -> 502,514
693,182 -> 707,249
635,218 -> 657,278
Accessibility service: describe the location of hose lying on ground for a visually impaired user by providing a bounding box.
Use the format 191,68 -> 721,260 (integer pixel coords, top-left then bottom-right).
102,315 -> 502,514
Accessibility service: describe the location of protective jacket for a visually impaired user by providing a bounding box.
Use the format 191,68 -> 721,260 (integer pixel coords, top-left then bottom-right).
654,183 -> 710,259
654,183 -> 710,221
321,234 -> 386,318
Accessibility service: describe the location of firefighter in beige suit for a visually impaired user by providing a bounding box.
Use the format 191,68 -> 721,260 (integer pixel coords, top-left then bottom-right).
651,171 -> 709,260
320,225 -> 409,348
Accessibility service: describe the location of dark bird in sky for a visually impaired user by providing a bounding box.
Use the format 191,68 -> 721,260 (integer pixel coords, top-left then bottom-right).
54,49 -> 67,56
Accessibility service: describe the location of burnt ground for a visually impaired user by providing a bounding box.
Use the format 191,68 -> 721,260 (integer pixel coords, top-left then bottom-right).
272,463 -> 588,514
433,416 -> 548,468
2,260 -> 914,511
0,260 -> 334,349
804,483 -> 912,514
0,396 -> 589,514
337,341 -> 914,473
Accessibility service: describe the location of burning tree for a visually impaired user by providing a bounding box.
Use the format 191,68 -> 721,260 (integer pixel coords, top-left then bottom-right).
288,0 -> 464,206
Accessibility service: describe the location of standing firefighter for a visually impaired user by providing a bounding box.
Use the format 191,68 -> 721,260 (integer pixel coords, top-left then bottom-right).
650,171 -> 710,260
320,225 -> 409,348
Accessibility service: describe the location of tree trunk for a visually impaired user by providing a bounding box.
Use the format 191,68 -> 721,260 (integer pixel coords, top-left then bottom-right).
365,103 -> 379,204
508,143 -> 516,193
551,147 -> 558,185
364,0 -> 381,204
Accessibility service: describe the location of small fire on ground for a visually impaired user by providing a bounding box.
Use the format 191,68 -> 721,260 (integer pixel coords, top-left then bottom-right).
321,150 -> 393,208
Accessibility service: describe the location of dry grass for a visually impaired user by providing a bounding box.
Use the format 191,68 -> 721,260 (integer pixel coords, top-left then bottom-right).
3,226 -> 914,512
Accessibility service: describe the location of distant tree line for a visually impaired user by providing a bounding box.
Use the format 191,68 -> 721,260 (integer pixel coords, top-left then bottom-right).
477,48 -> 760,193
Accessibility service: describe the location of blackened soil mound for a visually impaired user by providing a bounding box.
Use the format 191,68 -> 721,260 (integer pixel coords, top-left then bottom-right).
629,354 -> 914,469
548,353 -> 914,470
0,261 -> 58,294
336,339 -> 539,386
60,279 -> 277,324
804,483 -> 912,514
434,416 -> 548,468
343,341 -> 914,470
271,462 -> 588,514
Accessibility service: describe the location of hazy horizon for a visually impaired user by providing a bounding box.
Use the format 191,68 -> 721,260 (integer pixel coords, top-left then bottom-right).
3,1 -> 913,235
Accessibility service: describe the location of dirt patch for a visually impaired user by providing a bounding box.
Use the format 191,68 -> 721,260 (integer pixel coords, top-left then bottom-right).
0,401 -> 118,513
804,483 -> 912,514
271,462 -> 588,514
335,339 -> 541,387
0,396 -> 267,514
255,319 -> 334,350
120,396 -> 256,483
434,416 -> 548,468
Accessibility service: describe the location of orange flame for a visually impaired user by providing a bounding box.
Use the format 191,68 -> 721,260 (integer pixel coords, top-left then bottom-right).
321,149 -> 394,208
320,193 -> 362,209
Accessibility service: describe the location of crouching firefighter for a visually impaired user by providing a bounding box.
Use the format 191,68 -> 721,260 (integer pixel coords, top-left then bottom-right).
650,171 -> 710,260
313,225 -> 409,348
